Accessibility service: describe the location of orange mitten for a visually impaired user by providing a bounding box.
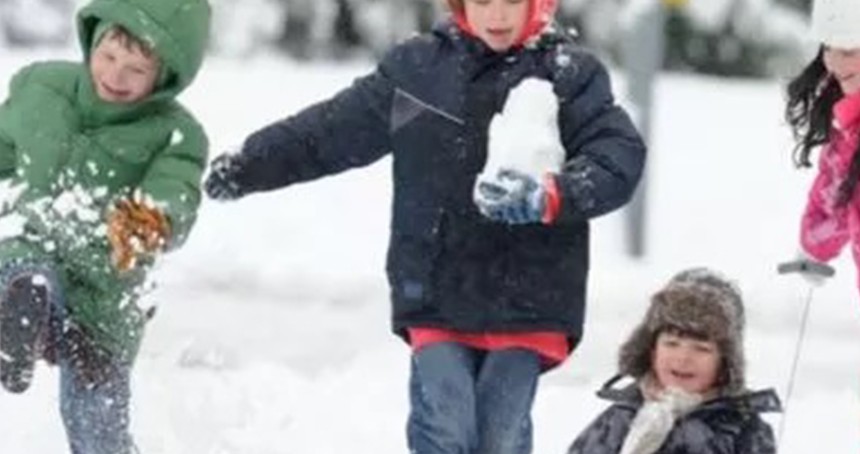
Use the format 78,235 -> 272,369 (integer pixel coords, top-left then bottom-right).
119,199 -> 171,252
107,205 -> 135,271
108,199 -> 171,272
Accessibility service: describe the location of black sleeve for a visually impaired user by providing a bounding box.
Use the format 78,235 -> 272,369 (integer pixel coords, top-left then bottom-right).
232,59 -> 397,194
553,52 -> 647,224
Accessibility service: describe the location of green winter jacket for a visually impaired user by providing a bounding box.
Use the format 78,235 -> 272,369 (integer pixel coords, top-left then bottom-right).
0,0 -> 211,362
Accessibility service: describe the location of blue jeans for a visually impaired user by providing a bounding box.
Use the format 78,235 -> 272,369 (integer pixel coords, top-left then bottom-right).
0,262 -> 136,454
60,357 -> 134,454
407,342 -> 541,454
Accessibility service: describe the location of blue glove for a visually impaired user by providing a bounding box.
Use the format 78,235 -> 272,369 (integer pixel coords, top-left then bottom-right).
205,153 -> 246,201
475,168 -> 546,224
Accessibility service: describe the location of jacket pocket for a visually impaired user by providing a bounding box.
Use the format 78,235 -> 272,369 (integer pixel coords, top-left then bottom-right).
387,206 -> 445,304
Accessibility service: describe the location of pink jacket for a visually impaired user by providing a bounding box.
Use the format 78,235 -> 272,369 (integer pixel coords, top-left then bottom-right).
801,92 -> 860,285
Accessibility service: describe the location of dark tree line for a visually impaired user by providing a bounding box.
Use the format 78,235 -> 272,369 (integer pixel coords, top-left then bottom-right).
0,0 -> 813,78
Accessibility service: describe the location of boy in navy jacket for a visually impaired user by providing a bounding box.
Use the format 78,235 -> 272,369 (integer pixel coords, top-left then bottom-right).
205,0 -> 645,452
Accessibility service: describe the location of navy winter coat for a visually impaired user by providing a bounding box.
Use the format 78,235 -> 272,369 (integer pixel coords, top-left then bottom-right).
568,378 -> 780,454
229,21 -> 646,345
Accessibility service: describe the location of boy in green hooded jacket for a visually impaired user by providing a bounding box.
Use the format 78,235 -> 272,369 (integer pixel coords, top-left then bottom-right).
0,0 -> 210,451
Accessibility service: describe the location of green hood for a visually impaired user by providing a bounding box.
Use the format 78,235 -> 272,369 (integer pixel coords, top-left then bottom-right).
76,0 -> 211,98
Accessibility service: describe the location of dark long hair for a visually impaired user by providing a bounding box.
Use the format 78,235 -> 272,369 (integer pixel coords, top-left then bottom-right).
786,48 -> 860,206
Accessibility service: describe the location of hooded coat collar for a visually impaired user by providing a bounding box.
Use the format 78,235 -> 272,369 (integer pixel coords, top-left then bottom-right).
431,19 -> 568,77
595,375 -> 783,415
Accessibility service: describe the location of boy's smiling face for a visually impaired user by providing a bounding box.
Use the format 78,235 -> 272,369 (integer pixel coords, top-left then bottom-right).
651,330 -> 720,394
89,29 -> 161,104
464,0 -> 529,52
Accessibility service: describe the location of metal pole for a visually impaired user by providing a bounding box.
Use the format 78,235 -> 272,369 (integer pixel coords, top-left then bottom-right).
621,1 -> 668,257
776,286 -> 815,447
774,259 -> 834,448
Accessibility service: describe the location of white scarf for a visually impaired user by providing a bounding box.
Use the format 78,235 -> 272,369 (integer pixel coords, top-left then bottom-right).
619,377 -> 706,454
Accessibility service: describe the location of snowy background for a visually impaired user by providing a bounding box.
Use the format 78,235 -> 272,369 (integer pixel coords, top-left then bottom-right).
2,38 -> 860,453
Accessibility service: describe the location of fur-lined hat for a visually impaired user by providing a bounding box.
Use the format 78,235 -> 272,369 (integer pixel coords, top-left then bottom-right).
618,268 -> 746,395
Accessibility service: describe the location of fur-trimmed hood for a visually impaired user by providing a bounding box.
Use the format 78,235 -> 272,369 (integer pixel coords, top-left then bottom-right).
618,268 -> 746,395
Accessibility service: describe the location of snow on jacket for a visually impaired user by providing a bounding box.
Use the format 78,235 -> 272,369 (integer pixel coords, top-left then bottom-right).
0,0 -> 210,361
568,377 -> 780,454
801,92 -> 860,293
227,21 -> 646,345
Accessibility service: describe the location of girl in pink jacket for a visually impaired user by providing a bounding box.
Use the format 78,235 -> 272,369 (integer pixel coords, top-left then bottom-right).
788,0 -> 860,291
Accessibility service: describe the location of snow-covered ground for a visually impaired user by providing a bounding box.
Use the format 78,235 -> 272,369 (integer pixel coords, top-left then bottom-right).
1,47 -> 859,453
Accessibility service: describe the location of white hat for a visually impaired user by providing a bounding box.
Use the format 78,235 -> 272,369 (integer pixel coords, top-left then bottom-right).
812,0 -> 860,48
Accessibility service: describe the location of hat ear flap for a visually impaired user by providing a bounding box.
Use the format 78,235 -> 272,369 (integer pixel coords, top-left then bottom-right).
719,340 -> 746,395
618,323 -> 655,379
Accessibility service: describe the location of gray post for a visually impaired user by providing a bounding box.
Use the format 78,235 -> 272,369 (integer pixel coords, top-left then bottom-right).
620,1 -> 667,257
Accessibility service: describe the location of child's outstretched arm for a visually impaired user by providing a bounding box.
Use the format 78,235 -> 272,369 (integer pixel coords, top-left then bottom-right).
800,150 -> 850,261
0,66 -> 51,183
551,53 -> 647,224
205,64 -> 396,199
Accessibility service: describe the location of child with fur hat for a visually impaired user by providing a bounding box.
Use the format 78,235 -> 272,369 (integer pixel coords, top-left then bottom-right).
788,0 -> 860,293
204,0 -> 645,452
567,268 -> 780,454
0,0 -> 210,452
